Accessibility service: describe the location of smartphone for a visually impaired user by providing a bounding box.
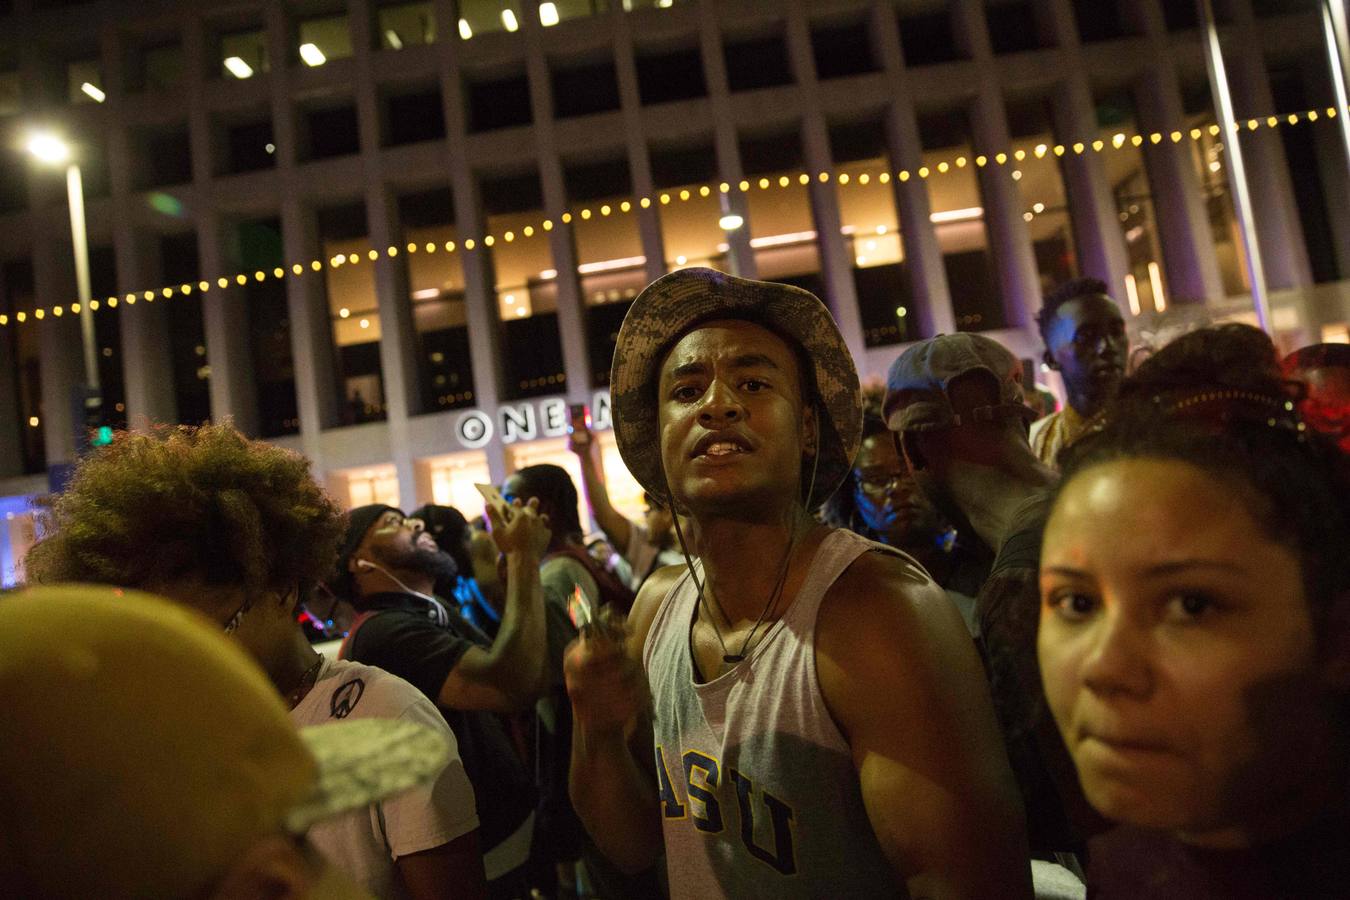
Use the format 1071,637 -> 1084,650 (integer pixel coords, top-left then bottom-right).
474,483 -> 509,517
568,403 -> 590,435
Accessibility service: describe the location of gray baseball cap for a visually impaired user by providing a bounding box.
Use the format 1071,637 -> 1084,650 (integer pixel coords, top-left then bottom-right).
883,333 -> 1035,433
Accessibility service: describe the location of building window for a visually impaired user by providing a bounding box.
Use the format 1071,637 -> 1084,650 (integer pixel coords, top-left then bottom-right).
635,45 -> 706,104
481,172 -> 566,400
88,246 -> 127,431
1005,95 -> 1080,296
131,123 -> 193,189
568,158 -> 645,387
811,20 -> 877,80
466,72 -> 533,133
336,464 -> 402,508
377,1 -> 436,49
723,32 -> 794,93
233,218 -> 298,436
67,58 -> 104,104
1158,0 -> 1199,31
220,27 -> 269,80
740,130 -> 822,293
831,120 -> 913,347
296,13 -> 353,67
1181,85 -> 1248,297
383,84 -> 446,146
458,0 -> 523,39
397,187 -> 476,413
217,112 -> 276,175
537,0 -> 610,27
131,42 -> 184,92
651,141 -> 725,271
552,58 -> 622,119
987,0 -> 1049,54
899,10 -> 963,67
160,233 -> 212,427
299,99 -> 361,160
319,202 -> 388,425
919,108 -> 1001,331
1095,89 -> 1168,315
426,451 -> 493,515
1072,0 -> 1133,43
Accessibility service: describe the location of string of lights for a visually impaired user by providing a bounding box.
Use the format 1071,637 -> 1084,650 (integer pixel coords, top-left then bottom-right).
0,103 -> 1340,330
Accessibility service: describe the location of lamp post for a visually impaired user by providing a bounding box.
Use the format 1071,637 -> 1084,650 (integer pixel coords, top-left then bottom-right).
25,131 -> 98,392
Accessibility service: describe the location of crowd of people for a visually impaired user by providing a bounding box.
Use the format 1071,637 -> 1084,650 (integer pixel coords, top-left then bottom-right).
2,266 -> 1347,899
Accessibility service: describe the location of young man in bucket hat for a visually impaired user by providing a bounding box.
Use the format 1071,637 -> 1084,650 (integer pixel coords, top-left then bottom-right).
563,267 -> 1030,898
0,584 -> 454,899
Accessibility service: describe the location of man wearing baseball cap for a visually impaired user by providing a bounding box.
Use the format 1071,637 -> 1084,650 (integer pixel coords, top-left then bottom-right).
0,584 -> 453,899
564,268 -> 1030,898
883,333 -> 1103,859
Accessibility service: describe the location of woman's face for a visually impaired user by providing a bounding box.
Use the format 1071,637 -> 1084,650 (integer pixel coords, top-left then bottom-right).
1038,458 -> 1335,845
851,433 -> 943,544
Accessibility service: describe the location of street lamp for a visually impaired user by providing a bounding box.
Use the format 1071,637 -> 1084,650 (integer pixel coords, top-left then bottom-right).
24,130 -> 98,393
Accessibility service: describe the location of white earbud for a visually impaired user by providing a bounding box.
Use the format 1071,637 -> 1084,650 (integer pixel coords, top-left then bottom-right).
356,559 -> 375,571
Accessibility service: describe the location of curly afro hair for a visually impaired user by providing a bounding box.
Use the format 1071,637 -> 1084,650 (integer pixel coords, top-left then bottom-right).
25,424 -> 344,608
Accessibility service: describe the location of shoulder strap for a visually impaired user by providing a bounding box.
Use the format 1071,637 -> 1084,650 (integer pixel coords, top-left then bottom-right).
337,609 -> 383,660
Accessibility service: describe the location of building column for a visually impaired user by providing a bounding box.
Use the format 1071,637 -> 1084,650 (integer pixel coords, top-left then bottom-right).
522,7 -> 591,405
280,199 -> 339,468
33,247 -> 81,467
0,266 -> 25,478
113,228 -> 178,428
1053,78 -> 1132,302
612,7 -> 667,283
970,89 -> 1043,329
873,3 -> 955,338
1135,70 -> 1226,303
697,0 -> 755,278
196,213 -> 258,434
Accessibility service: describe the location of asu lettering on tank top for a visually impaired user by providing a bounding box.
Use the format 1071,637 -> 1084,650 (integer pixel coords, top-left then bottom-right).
643,528 -> 902,898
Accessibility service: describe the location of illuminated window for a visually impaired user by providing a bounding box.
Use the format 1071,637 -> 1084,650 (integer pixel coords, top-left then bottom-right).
219,28 -> 269,80
1095,89 -> 1168,314
831,120 -> 913,347
1181,83 -> 1248,297
398,188 -> 475,413
428,452 -> 494,515
568,159 -> 646,386
538,0 -> 613,27
919,108 -> 1001,331
457,0 -> 522,38
1005,96 -> 1080,296
296,13 -> 353,65
482,172 -> 566,400
66,59 -> 103,105
338,465 -> 402,509
740,131 -> 822,292
378,1 -> 436,49
320,202 -> 388,425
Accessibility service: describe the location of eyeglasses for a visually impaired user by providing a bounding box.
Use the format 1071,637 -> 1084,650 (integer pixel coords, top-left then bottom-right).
856,470 -> 907,494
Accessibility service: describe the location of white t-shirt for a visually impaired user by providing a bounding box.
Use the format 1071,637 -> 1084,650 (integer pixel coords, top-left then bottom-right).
291,657 -> 480,899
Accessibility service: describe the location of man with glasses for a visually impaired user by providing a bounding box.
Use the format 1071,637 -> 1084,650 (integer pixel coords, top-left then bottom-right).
1030,277 -> 1128,467
23,423 -> 487,900
338,499 -> 552,898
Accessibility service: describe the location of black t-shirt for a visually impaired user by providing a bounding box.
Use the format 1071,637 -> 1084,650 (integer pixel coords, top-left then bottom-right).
1088,819 -> 1350,899
343,592 -> 536,854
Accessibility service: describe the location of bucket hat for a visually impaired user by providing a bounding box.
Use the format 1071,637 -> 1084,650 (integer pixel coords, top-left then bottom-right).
610,267 -> 861,508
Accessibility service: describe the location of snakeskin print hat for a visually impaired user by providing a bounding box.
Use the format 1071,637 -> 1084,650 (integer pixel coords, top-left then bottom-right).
609,267 -> 862,509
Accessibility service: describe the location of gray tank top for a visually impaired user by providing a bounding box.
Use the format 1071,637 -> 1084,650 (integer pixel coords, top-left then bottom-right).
642,528 -> 900,898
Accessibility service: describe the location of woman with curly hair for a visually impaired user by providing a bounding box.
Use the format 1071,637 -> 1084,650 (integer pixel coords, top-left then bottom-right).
1037,326 -> 1350,897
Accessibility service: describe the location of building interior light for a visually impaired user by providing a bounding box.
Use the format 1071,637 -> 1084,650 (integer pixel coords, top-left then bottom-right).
223,56 -> 254,79
1124,273 -> 1141,316
929,206 -> 983,224
718,214 -> 744,231
504,294 -> 516,305
359,318 -> 370,329
1148,261 -> 1167,313
896,306 -> 907,318
516,307 -> 527,316
384,29 -> 403,50
751,229 -> 816,249
539,2 -> 560,26
674,255 -> 687,265
1032,202 -> 1045,214
657,0 -> 673,7
539,268 -> 558,279
265,142 -> 276,154
80,82 -> 106,103
577,254 -> 647,275
299,43 -> 327,67
458,18 -> 473,39
501,9 -> 519,32
339,307 -> 351,318
27,416 -> 39,428
412,288 -> 440,300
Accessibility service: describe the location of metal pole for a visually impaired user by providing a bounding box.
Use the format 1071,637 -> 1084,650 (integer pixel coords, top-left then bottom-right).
64,163 -> 98,391
1198,0 -> 1272,333
1323,0 -> 1350,184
